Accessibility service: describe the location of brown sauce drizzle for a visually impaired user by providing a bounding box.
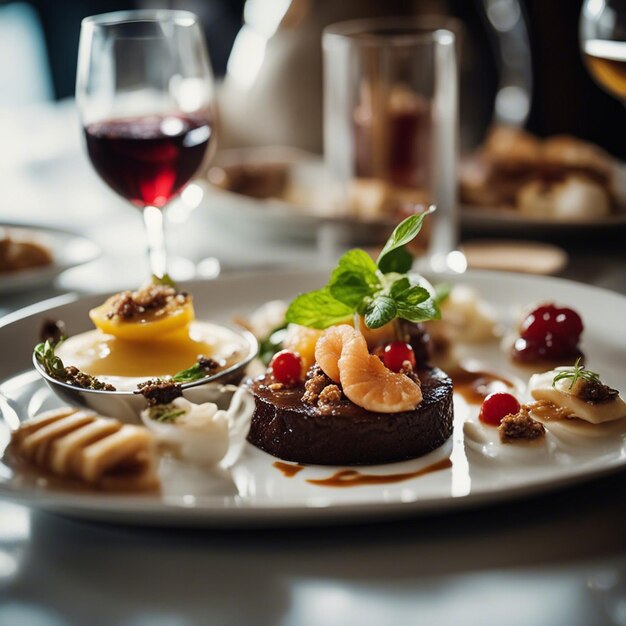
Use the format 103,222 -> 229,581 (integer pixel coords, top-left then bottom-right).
452,368 -> 514,404
306,457 -> 452,488
273,461 -> 305,478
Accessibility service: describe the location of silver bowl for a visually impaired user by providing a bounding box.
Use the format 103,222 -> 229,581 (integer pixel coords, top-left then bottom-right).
32,326 -> 258,423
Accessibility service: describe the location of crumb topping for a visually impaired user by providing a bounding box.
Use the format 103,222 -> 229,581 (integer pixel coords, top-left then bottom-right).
303,365 -> 333,404
318,384 -> 342,405
197,356 -> 219,373
106,284 -> 189,321
498,406 -> 546,443
268,382 -> 285,391
568,377 -> 618,404
136,379 -> 183,406
63,366 -> 116,391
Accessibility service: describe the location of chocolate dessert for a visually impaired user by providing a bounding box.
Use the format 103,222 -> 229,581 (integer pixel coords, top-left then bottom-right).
248,367 -> 453,466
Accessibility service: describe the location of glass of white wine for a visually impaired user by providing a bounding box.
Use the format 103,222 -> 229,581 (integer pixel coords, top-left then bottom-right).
581,0 -> 626,103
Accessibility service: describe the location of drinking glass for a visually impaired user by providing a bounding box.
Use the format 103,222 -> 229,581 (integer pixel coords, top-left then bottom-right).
323,18 -> 459,271
76,10 -> 216,278
581,0 -> 626,104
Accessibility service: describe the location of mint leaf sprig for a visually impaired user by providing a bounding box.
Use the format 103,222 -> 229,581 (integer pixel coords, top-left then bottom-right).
552,358 -> 601,390
286,210 -> 441,330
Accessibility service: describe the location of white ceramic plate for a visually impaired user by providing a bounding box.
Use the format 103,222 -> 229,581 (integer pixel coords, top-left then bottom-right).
0,270 -> 625,527
0,223 -> 100,294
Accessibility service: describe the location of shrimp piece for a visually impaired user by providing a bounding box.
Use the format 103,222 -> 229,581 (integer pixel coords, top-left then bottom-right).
315,324 -> 359,383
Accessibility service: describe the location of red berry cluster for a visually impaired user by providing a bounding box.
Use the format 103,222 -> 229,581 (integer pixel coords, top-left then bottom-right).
514,304 -> 583,362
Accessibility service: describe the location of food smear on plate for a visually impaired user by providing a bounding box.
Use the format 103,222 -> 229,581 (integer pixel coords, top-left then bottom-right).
0,229 -> 53,273
246,211 -> 455,466
9,407 -> 159,491
40,278 -> 250,391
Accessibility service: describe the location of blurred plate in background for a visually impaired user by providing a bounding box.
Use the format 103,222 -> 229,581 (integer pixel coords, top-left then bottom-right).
0,223 -> 100,294
203,147 -> 409,246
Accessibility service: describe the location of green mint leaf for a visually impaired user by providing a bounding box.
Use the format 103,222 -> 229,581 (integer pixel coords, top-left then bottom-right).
377,245 -> 413,274
364,295 -> 397,329
286,288 -> 354,329
389,277 -> 411,299
394,285 -> 431,308
329,250 -> 380,308
376,208 -> 434,270
330,270 -> 376,309
333,249 -> 379,279
396,298 -> 441,323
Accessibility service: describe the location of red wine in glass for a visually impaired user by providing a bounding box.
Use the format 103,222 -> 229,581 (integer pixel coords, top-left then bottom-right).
84,113 -> 212,208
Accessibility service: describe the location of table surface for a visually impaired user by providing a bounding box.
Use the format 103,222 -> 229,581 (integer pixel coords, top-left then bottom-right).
0,102 -> 625,626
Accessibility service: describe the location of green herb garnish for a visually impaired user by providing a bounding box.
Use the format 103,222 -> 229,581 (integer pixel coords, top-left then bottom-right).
171,364 -> 206,383
34,339 -> 67,380
149,405 -> 186,422
34,340 -> 116,391
171,356 -> 220,383
552,358 -> 601,390
285,210 -> 440,330
151,273 -> 177,289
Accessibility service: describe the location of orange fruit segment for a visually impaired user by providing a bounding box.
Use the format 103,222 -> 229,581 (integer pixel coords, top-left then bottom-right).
89,297 -> 195,342
316,325 -> 422,413
283,325 -> 324,372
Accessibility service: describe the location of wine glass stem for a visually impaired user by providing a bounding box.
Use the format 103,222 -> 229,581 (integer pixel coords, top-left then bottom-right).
142,205 -> 167,278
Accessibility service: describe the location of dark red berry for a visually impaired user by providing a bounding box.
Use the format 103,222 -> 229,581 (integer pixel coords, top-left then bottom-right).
270,350 -> 303,386
551,307 -> 583,339
479,392 -> 521,426
520,304 -> 583,343
381,341 -> 416,372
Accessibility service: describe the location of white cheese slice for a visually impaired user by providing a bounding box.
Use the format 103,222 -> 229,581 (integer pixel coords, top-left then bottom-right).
528,370 -> 626,424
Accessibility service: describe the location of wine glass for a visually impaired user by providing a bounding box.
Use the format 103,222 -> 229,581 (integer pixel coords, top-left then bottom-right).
76,10 -> 216,278
580,0 -> 626,104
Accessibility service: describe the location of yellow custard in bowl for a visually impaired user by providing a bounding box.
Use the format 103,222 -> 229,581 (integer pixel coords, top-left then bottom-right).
56,322 -> 250,390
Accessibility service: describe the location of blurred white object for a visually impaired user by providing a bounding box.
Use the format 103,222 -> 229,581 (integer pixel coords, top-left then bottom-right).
0,3 -> 53,107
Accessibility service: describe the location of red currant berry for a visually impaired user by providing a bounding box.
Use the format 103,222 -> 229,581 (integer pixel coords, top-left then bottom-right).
381,341 -> 416,372
270,350 -> 303,386
520,304 -> 557,342
551,307 -> 583,339
479,392 -> 520,427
